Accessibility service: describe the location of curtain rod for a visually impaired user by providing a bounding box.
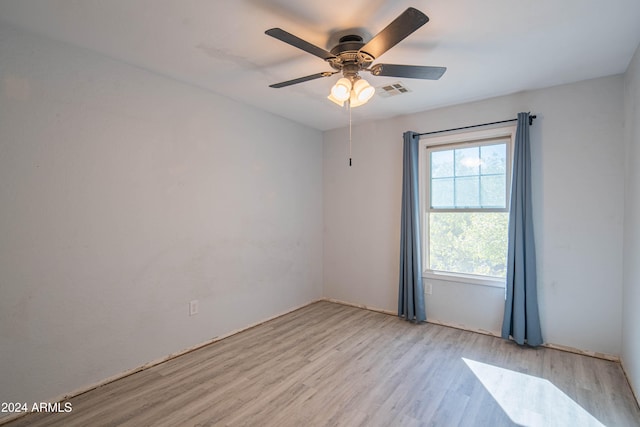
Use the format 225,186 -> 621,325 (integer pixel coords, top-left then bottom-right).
418,114 -> 537,137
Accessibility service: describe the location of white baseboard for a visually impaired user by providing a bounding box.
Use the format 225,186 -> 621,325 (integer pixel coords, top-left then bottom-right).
322,297 -> 396,316
542,342 -> 619,362
620,356 -> 640,409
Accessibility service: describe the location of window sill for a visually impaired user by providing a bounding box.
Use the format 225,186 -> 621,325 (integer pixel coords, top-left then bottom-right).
422,270 -> 505,289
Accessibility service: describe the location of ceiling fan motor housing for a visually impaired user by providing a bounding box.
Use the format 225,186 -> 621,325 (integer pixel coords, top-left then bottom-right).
329,35 -> 374,76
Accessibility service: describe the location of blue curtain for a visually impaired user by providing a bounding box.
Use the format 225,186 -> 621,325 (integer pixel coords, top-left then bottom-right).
501,112 -> 543,346
398,131 -> 426,322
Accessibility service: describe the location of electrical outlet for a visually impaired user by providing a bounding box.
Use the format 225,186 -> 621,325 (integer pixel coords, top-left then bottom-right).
425,282 -> 433,295
189,300 -> 199,316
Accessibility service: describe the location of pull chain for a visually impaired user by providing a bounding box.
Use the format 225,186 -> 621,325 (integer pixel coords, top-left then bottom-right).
348,99 -> 352,167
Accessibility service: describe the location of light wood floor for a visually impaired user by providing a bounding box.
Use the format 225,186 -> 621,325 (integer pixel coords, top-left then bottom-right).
4,301 -> 639,426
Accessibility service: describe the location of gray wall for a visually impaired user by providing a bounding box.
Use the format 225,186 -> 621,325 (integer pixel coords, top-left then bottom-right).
323,75 -> 625,356
0,25 -> 323,408
623,42 -> 640,403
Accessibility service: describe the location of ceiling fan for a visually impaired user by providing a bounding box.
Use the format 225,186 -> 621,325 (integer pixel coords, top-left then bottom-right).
265,7 -> 446,107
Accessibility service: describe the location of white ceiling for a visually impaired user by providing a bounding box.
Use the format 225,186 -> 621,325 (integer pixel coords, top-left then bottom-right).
1,0 -> 639,131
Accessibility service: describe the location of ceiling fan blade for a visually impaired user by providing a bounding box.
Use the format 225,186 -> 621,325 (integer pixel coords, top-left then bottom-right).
265,28 -> 336,61
359,8 -> 429,60
269,71 -> 337,88
370,64 -> 446,80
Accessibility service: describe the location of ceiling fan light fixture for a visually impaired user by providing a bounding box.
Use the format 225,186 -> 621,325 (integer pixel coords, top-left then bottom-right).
331,77 -> 352,101
353,78 -> 375,103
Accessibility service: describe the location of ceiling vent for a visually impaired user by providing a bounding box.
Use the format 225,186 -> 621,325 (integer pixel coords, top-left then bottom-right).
376,82 -> 411,98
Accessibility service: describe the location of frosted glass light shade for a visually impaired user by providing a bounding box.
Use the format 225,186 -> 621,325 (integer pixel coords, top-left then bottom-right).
353,79 -> 375,102
331,78 -> 352,101
327,93 -> 346,106
349,92 -> 366,107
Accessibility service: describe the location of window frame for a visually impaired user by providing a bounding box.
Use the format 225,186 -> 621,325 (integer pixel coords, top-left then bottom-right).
419,125 -> 516,288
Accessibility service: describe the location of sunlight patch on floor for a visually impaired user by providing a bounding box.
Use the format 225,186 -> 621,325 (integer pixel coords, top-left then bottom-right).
462,358 -> 605,427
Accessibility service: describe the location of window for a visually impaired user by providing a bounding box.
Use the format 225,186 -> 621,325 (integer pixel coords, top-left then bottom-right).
420,126 -> 515,286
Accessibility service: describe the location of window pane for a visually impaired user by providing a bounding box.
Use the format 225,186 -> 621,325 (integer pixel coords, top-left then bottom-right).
455,176 -> 479,207
429,141 -> 508,211
429,212 -> 508,277
431,178 -> 454,208
480,175 -> 506,208
480,144 -> 506,175
455,147 -> 480,177
431,150 -> 454,178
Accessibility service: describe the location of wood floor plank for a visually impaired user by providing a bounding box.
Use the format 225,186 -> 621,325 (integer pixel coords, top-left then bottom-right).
2,301 -> 639,426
